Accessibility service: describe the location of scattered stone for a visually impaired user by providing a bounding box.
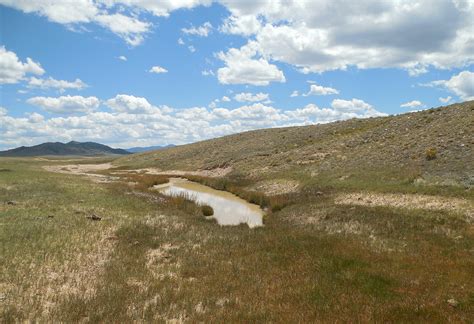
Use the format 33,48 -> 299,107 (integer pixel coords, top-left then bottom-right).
78,199 -> 85,203
447,298 -> 459,308
47,215 -> 54,219
0,294 -> 6,301
6,201 -> 17,205
86,214 -> 102,221
315,191 -> 324,196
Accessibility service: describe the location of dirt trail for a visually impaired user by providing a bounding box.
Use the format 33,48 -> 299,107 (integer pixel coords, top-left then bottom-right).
42,163 -> 115,183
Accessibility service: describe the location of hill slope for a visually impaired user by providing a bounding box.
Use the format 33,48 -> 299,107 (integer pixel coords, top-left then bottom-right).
117,101 -> 473,187
126,144 -> 175,153
0,141 -> 131,157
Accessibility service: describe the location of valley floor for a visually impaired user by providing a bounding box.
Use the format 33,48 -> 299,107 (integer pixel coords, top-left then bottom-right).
1,157 -> 473,322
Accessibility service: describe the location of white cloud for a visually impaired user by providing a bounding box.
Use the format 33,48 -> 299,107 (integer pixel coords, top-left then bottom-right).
28,112 -> 45,123
95,13 -> 150,46
234,92 -> 269,102
220,1 -> 474,75
304,84 -> 339,96
202,69 -> 214,76
188,45 -> 196,53
0,1 -> 156,46
217,41 -> 285,86
177,38 -> 185,45
436,71 -> 474,101
0,46 -> 44,84
220,14 -> 262,36
400,100 -> 423,108
149,66 -> 168,74
1,93 -> 387,150
118,55 -> 127,61
421,70 -> 474,101
26,95 -> 100,114
28,77 -> 88,93
331,98 -> 384,116
105,94 -> 160,114
439,96 -> 452,104
221,96 -> 231,102
182,22 -> 212,37
290,90 -> 299,97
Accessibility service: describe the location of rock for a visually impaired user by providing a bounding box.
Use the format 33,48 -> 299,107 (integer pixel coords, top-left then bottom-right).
78,200 -> 85,203
315,191 -> 324,196
6,201 -> 17,205
86,214 -> 101,221
447,298 -> 459,307
47,215 -> 54,218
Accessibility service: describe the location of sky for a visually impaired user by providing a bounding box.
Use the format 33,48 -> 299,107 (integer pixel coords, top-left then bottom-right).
0,0 -> 473,150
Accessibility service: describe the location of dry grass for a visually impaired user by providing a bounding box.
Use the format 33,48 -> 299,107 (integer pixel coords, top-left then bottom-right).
2,102 -> 474,324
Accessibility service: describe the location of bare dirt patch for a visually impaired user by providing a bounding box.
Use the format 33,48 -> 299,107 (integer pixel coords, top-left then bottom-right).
129,166 -> 233,178
248,179 -> 300,196
43,163 -> 117,183
335,192 -> 474,220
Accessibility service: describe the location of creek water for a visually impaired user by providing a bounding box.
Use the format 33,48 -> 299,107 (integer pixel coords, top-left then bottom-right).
155,178 -> 264,228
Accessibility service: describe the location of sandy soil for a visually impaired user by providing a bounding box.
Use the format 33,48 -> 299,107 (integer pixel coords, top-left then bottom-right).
113,166 -> 233,178
43,163 -> 116,182
248,179 -> 300,196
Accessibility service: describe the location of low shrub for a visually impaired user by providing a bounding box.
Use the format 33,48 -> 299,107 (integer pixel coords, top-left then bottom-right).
425,147 -> 437,160
201,204 -> 214,216
125,173 -> 169,190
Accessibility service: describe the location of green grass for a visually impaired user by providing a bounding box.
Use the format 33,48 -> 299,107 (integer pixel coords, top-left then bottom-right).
1,156 -> 473,322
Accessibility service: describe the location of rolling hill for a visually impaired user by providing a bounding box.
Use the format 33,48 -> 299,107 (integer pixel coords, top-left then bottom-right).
126,144 -> 175,153
0,141 -> 131,157
116,101 -> 473,188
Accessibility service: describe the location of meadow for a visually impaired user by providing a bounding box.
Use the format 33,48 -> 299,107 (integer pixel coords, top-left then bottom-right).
1,154 -> 473,322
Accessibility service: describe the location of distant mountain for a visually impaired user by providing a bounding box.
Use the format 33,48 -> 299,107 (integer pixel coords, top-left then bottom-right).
0,141 -> 131,157
126,144 -> 175,153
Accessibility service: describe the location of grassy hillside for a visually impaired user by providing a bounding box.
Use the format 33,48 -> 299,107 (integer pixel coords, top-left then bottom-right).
117,101 -> 473,188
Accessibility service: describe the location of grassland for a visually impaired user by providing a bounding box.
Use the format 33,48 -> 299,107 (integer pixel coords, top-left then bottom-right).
1,102 -> 474,322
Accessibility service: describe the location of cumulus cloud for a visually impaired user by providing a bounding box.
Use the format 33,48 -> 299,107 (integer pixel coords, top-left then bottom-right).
432,71 -> 474,101
1,93 -> 387,150
304,84 -> 339,96
0,0 -> 156,46
217,41 -> 285,86
105,94 -> 157,114
439,96 -> 452,104
26,95 -> 100,114
331,98 -> 385,116
234,92 -> 269,102
0,46 -> 45,84
220,0 -> 474,75
220,14 -> 262,36
290,90 -> 299,97
149,66 -> 168,74
221,96 -> 231,102
28,77 -> 88,92
182,22 -> 212,37
118,55 -> 127,61
400,100 -> 423,108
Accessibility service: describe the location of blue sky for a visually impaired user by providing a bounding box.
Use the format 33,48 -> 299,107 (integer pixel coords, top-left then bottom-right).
0,0 -> 473,150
